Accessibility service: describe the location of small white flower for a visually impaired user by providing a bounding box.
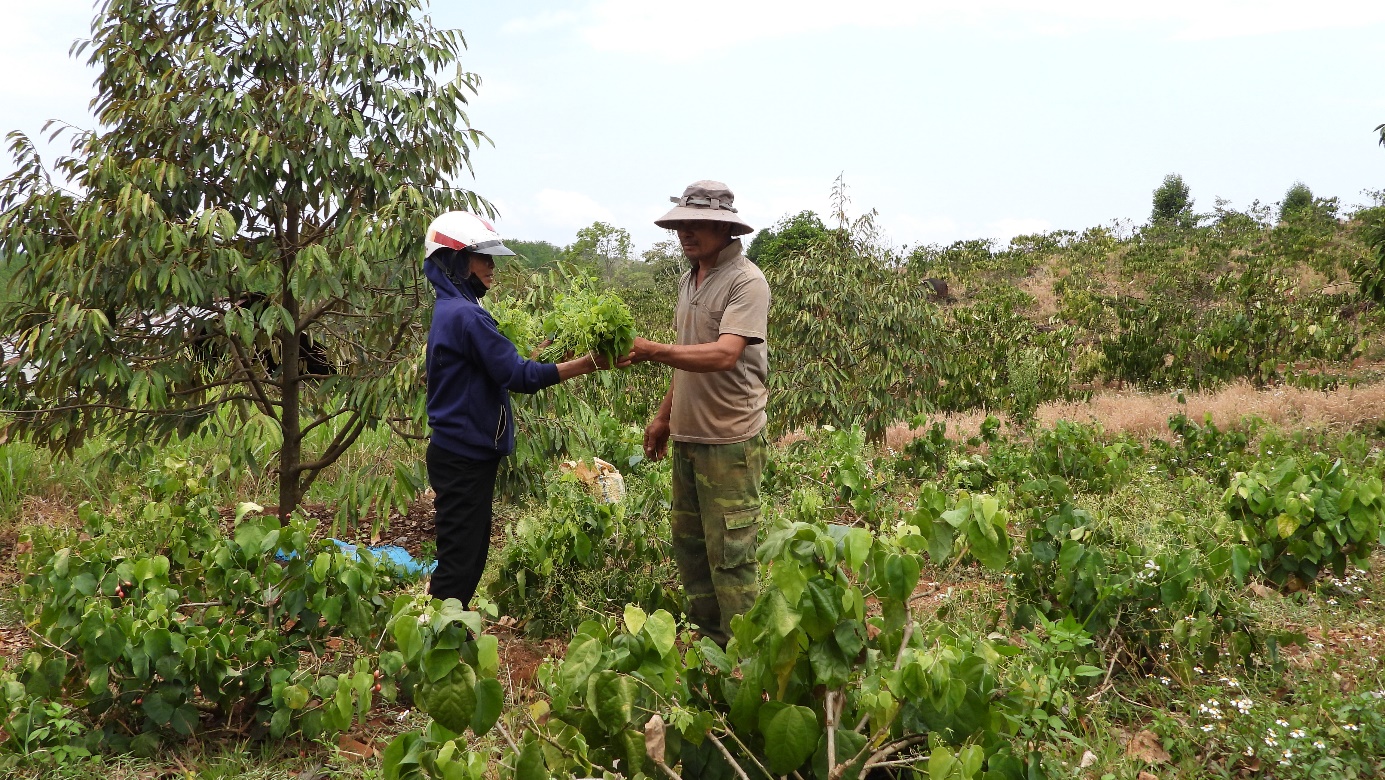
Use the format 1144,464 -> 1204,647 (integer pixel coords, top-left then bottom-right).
1245,746 -> 1255,756
1290,729 -> 1306,739
1265,737 -> 1279,747
1276,720 -> 1291,728
1202,724 -> 1215,732
1314,741 -> 1326,750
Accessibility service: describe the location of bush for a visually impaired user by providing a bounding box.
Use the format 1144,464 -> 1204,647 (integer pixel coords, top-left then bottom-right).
3,462 -> 420,752
490,471 -> 677,636
1029,421 -> 1139,493
1007,478 -> 1264,676
1221,455 -> 1385,588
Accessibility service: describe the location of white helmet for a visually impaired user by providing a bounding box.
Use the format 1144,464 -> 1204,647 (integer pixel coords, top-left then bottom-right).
424,211 -> 516,258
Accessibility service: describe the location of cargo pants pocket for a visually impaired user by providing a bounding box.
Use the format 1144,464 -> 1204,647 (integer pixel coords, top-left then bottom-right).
718,507 -> 761,570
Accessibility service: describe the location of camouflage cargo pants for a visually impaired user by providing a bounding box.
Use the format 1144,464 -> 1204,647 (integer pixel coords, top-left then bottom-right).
670,433 -> 768,647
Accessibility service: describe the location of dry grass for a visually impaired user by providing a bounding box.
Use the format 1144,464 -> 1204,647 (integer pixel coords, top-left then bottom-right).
1035,380 -> 1385,440
882,380 -> 1385,450
1017,269 -> 1061,322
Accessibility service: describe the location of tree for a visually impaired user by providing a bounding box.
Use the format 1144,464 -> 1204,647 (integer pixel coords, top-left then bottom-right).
1150,173 -> 1196,228
1279,181 -> 1314,222
745,210 -> 829,267
765,178 -> 945,440
565,221 -> 633,282
0,0 -> 489,518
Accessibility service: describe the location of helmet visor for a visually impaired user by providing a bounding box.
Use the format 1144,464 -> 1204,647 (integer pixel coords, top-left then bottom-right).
468,239 -> 516,256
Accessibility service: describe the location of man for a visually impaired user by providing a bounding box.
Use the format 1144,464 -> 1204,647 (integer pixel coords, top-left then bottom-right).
622,180 -> 770,647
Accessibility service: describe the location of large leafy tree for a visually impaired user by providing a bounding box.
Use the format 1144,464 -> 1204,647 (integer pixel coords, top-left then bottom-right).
0,0 -> 489,516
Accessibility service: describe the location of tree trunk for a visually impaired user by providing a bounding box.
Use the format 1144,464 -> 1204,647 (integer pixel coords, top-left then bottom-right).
278,208 -> 303,518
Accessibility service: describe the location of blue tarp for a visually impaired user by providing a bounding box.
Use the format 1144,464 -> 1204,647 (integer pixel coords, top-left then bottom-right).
276,539 -> 436,577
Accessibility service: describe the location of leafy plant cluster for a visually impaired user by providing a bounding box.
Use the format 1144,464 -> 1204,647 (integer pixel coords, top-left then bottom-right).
468,514 -> 1080,778
1220,454 -> 1385,588
1006,477 -> 1266,677
490,469 -> 678,636
0,462 -> 426,755
536,285 -> 636,365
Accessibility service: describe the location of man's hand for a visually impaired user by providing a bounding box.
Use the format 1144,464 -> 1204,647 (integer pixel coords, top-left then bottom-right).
591,352 -> 612,371
619,336 -> 665,368
644,415 -> 671,461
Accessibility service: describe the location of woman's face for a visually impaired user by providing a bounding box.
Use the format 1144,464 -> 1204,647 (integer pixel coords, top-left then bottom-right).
467,252 -> 497,288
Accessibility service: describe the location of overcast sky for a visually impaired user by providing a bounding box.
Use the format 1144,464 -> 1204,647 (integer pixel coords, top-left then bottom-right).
2,1 -> 1383,251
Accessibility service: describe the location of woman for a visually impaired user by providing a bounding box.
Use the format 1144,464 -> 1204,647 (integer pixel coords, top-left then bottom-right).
422,210 -> 605,606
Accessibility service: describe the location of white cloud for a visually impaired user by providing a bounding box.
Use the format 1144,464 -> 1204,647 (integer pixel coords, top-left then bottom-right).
532,189 -> 615,229
506,0 -> 1385,57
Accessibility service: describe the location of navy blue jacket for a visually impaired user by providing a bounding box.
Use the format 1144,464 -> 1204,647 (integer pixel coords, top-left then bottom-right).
425,258 -> 560,460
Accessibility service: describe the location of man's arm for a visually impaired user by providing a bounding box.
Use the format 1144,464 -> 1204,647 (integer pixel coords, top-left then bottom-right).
622,333 -> 748,373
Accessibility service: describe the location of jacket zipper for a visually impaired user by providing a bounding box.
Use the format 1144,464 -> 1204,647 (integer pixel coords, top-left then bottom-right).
494,404 -> 508,449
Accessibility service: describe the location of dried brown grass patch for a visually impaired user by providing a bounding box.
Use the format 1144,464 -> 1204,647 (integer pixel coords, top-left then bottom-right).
1017,269 -> 1060,321
881,380 -> 1385,451
1036,380 -> 1385,441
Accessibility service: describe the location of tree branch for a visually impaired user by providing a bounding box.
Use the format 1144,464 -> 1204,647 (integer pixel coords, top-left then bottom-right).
708,733 -> 751,780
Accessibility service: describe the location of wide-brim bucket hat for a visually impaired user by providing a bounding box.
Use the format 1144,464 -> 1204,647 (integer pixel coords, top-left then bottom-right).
654,180 -> 754,236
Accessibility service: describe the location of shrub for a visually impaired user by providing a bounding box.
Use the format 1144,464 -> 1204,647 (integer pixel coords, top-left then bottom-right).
2,463 -> 420,752
1221,455 -> 1385,588
1029,421 -> 1139,493
490,471 -> 677,636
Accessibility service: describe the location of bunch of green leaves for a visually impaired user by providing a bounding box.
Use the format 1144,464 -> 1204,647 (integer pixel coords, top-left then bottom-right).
911,483 -> 1014,571
490,472 -> 676,636
483,296 -> 537,356
537,284 -> 636,365
1221,455 -> 1385,589
4,464 -> 420,753
764,425 -> 892,522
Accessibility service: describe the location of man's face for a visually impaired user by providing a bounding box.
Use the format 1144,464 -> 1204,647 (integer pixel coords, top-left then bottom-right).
674,221 -> 733,265
467,252 -> 496,288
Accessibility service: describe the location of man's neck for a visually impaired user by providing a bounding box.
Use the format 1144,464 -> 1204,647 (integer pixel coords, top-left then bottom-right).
692,240 -> 735,285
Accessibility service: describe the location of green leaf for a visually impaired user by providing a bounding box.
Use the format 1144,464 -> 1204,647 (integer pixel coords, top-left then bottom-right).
424,649 -> 459,683
762,704 -> 820,775
515,740 -> 547,780
470,678 -> 503,736
143,691 -> 175,725
283,684 -> 311,709
1230,544 -> 1255,583
623,604 -> 647,636
382,731 -> 424,780
842,527 -> 872,572
589,671 -> 639,729
393,616 -> 423,661
643,609 -> 677,656
1276,513 -> 1300,539
475,634 -> 500,679
560,637 -> 603,695
929,747 -> 958,780
424,663 -> 478,734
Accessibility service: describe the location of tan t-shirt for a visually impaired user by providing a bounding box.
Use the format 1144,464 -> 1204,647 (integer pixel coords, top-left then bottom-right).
670,239 -> 770,444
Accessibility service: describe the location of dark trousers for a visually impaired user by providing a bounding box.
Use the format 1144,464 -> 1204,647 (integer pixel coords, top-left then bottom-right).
426,442 -> 501,607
